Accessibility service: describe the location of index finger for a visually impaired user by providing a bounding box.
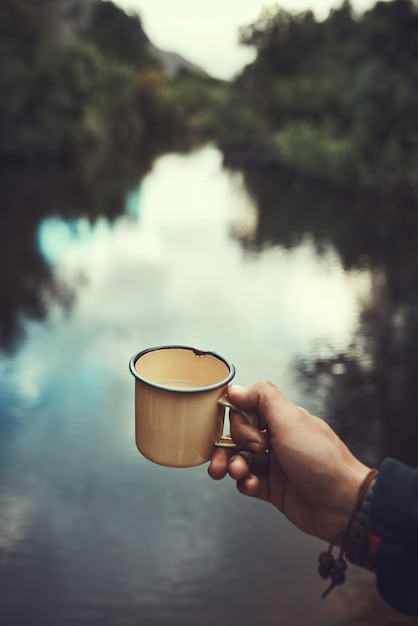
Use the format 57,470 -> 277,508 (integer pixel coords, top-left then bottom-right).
228,410 -> 268,453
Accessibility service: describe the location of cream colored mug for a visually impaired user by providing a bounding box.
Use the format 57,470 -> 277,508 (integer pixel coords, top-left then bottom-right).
129,345 -> 256,468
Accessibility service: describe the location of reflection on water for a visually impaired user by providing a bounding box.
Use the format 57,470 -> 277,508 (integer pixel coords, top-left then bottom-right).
0,145 -> 415,625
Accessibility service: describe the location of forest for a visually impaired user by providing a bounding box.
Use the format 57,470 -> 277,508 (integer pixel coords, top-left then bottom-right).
0,0 -> 225,163
1,0 -> 418,197
220,0 -> 418,195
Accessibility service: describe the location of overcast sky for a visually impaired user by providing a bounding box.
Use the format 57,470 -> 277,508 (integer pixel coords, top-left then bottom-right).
113,0 -> 380,79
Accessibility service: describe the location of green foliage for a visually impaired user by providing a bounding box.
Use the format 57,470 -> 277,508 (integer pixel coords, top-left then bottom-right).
271,121 -> 357,185
166,73 -> 229,135
219,0 -> 418,194
0,0 -> 221,163
4,38 -> 108,159
239,6 -> 323,76
0,0 -> 56,157
83,1 -> 155,68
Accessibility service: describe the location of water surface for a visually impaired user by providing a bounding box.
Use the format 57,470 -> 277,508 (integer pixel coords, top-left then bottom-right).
0,145 -> 414,625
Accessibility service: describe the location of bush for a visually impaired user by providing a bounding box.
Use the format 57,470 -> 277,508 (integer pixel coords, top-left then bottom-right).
271,121 -> 357,186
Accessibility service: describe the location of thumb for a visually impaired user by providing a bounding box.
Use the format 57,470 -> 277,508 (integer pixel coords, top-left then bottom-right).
226,384 -> 266,430
227,384 -> 260,411
227,381 -> 300,435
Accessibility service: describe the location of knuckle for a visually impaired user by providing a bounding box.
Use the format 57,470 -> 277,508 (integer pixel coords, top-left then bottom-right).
255,379 -> 278,398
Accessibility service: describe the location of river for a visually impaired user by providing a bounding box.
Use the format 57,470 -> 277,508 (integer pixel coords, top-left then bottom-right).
0,144 -> 415,625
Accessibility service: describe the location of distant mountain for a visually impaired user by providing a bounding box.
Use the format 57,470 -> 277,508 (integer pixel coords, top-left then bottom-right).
148,45 -> 209,79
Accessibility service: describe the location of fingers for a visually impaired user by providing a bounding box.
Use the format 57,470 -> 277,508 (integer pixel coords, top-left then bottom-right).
208,446 -> 230,480
227,381 -> 287,431
228,410 -> 269,453
208,448 -> 271,502
227,381 -> 307,440
237,473 -> 261,497
234,466 -> 273,503
208,389 -> 270,482
209,382 -> 285,495
231,450 -> 270,477
207,446 -> 269,480
207,436 -> 269,481
227,384 -> 268,429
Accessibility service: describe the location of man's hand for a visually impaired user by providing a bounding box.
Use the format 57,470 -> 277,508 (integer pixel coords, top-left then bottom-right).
209,381 -> 370,545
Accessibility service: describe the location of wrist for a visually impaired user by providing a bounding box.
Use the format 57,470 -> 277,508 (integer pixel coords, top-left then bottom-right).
318,469 -> 379,598
328,464 -> 372,546
345,476 -> 378,570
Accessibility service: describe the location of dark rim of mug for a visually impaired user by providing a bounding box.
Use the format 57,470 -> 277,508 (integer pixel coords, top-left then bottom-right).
129,345 -> 236,393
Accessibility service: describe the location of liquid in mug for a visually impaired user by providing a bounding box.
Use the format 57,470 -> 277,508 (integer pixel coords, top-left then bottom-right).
157,379 -> 205,389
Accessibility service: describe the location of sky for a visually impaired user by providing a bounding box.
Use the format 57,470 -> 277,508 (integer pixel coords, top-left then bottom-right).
113,0 -> 380,79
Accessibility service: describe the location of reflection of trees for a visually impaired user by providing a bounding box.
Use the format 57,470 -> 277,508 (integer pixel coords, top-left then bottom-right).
0,147 -> 154,352
304,274 -> 418,469
0,183 -> 57,352
233,163 -> 418,467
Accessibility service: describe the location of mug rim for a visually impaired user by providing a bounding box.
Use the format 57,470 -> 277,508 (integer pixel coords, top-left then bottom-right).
129,344 -> 236,393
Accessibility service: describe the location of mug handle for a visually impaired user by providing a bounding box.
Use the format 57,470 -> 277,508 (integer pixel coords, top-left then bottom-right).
215,395 -> 258,448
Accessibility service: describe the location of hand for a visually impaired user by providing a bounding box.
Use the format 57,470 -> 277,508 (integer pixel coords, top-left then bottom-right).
208,381 -> 370,545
